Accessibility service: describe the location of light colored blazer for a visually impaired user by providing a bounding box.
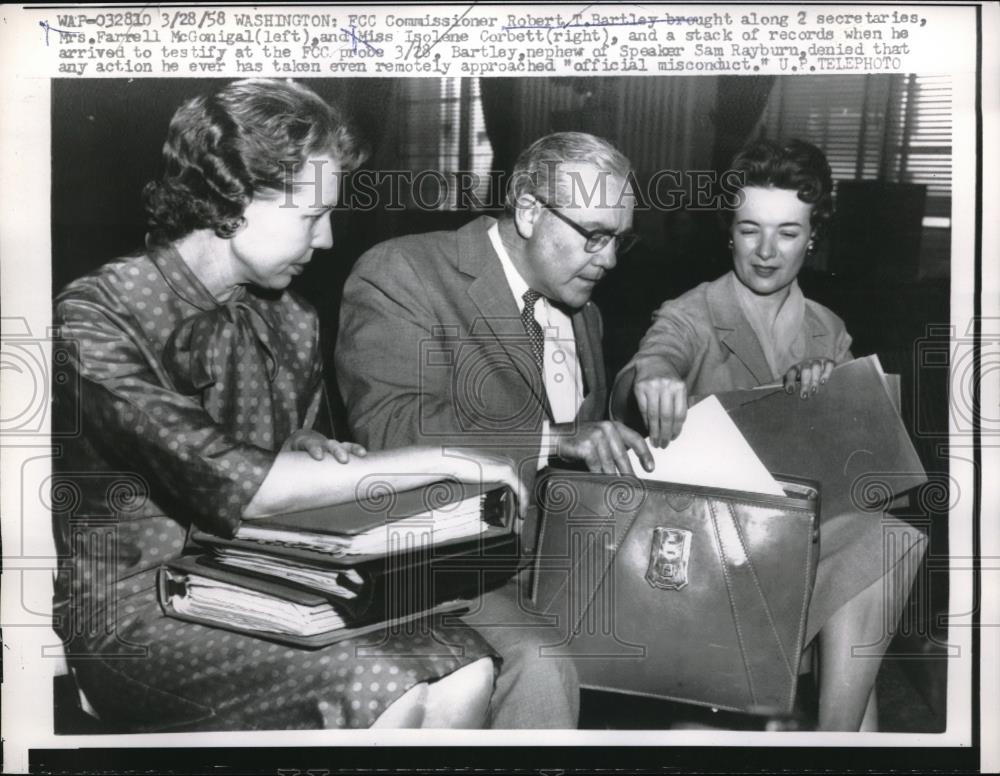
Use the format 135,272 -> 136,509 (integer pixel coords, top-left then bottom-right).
621,272 -> 853,396
335,216 -> 607,466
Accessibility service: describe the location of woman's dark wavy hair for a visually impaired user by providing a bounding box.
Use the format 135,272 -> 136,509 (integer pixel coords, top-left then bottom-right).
143,79 -> 369,242
725,138 -> 834,239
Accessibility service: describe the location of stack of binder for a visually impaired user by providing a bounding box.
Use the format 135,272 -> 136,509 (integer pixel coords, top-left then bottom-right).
159,482 -> 518,647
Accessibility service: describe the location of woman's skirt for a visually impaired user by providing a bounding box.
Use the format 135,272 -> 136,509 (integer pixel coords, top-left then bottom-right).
63,572 -> 497,732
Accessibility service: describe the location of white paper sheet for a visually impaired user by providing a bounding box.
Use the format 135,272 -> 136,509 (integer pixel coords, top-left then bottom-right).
627,395 -> 786,496
170,575 -> 346,636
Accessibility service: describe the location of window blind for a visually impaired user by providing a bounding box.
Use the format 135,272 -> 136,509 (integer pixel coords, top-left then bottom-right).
887,74 -> 952,218
760,74 -> 952,225
398,78 -> 494,209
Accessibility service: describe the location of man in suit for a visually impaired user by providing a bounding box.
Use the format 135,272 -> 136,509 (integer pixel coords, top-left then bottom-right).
336,132 -> 652,728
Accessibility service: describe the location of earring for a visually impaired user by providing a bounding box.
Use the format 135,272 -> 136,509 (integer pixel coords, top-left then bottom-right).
728,238 -> 734,251
216,216 -> 246,239
807,239 -> 816,254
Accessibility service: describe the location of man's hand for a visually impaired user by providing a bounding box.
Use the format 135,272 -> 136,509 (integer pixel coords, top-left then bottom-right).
282,429 -> 368,463
633,362 -> 688,448
783,358 -> 836,399
552,420 -> 654,476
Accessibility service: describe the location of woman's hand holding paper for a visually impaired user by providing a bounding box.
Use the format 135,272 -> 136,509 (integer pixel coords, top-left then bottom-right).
633,358 -> 688,447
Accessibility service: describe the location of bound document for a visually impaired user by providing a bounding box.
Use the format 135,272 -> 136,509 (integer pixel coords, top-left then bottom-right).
231,487 -> 507,557
164,481 -> 520,645
191,480 -> 516,566
159,555 -> 470,648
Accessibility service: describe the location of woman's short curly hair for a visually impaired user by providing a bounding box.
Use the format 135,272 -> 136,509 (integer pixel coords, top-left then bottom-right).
725,138 -> 834,238
143,79 -> 368,241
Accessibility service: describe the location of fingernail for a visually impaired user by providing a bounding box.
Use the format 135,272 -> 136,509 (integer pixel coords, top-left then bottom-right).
786,386 -> 794,394
801,391 -> 807,399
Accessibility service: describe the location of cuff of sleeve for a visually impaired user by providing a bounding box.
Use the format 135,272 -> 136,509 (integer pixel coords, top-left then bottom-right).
197,446 -> 279,539
539,420 -> 558,470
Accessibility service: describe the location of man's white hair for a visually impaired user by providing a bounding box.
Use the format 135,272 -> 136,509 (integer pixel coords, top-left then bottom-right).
504,131 -> 632,214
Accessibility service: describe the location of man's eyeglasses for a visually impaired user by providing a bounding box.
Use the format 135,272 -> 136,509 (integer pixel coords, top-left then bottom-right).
536,197 -> 639,255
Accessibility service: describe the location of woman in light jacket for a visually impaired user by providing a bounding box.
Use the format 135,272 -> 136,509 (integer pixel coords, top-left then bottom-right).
623,138 -> 926,731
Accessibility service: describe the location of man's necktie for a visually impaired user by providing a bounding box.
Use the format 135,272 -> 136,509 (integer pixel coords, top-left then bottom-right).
521,289 -> 545,379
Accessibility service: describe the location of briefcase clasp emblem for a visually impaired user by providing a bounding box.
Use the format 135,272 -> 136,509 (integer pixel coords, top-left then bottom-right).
646,527 -> 692,590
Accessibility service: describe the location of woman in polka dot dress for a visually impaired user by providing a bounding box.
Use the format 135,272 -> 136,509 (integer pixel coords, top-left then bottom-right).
52,79 -> 524,732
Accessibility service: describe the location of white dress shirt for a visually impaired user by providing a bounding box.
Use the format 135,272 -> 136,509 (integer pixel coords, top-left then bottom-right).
488,224 -> 584,467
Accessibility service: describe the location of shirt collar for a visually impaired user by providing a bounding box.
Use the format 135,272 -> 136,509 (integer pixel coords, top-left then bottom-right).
488,223 -> 531,313
147,237 -> 247,313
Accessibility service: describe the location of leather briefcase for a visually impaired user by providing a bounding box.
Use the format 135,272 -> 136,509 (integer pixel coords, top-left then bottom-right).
530,469 -> 820,715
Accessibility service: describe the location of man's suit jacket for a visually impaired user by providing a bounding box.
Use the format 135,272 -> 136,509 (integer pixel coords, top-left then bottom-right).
336,215 -> 608,485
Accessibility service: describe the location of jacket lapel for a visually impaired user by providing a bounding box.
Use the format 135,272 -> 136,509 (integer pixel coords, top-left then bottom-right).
572,305 -> 597,398
804,304 -> 833,352
459,217 -> 553,419
707,274 -> 775,386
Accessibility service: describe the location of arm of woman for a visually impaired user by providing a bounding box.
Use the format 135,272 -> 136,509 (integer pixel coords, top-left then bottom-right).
57,298 -> 525,538
57,297 -> 280,538
273,331 -> 527,515
625,299 -> 702,448
245,445 -> 527,520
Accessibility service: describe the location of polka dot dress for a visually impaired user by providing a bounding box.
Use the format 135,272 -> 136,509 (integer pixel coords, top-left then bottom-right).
52,243 -> 497,732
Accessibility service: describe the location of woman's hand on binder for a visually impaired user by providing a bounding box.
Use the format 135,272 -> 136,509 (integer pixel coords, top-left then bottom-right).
282,430 -> 367,463
633,360 -> 688,447
783,358 -> 836,399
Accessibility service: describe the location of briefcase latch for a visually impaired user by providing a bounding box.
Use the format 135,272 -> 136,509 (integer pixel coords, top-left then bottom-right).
645,527 -> 692,591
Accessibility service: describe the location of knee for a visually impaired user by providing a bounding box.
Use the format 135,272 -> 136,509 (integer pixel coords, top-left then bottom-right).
486,633 -> 581,727
375,657 -> 495,728
423,656 -> 495,727
496,632 -> 579,691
